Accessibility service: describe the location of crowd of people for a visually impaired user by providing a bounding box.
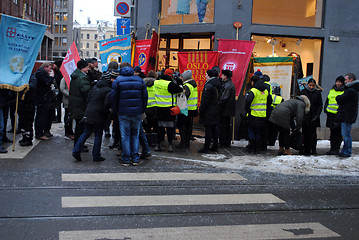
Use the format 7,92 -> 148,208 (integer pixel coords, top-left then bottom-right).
0,60 -> 358,163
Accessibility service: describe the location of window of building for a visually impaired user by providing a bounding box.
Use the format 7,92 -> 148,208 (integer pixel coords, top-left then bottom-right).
94,52 -> 97,57
55,12 -> 60,21
251,35 -> 322,82
55,37 -> 60,46
24,3 -> 27,12
13,0 -> 18,4
55,25 -> 60,33
81,43 -> 83,48
94,34 -> 98,40
87,34 -> 90,39
63,13 -> 68,21
29,6 -> 32,15
252,0 -> 323,28
62,38 -> 67,46
94,43 -> 98,48
62,52 -> 67,57
81,34 -> 83,39
62,26 -> 67,33
86,51 -> 90,57
63,0 -> 68,7
161,0 -> 215,25
55,0 -> 61,8
86,43 -> 90,48
110,35 -> 113,38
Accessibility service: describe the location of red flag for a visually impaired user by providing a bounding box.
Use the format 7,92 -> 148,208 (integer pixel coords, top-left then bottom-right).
178,51 -> 218,103
60,42 -> 81,89
134,31 -> 159,74
218,39 -> 255,96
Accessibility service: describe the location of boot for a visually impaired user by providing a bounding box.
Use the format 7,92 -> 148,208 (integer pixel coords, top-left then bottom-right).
19,133 -> 33,146
278,147 -> 284,156
283,149 -> 292,155
154,143 -> 162,151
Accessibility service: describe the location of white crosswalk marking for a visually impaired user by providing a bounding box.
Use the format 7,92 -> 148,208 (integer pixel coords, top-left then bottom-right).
59,222 -> 340,240
62,193 -> 285,208
61,172 -> 247,181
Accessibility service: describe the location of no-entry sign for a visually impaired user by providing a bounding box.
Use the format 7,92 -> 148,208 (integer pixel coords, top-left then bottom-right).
114,0 -> 131,18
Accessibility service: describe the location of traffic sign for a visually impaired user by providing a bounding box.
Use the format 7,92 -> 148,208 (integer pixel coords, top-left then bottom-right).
117,18 -> 131,36
114,0 -> 131,18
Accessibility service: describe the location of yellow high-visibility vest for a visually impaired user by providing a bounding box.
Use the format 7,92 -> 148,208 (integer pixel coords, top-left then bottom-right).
326,88 -> 344,114
154,79 -> 175,108
250,88 -> 268,117
146,85 -> 156,108
271,94 -> 283,108
184,82 -> 198,110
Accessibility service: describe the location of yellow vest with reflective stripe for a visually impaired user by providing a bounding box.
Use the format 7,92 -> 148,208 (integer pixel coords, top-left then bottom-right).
184,82 -> 198,110
264,81 -> 273,95
250,88 -> 268,117
326,89 -> 344,114
271,94 -> 283,108
154,80 -> 175,108
147,85 -> 156,108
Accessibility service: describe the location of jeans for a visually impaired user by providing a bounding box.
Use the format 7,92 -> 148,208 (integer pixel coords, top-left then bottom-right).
0,108 -> 4,147
73,123 -> 104,159
139,123 -> 150,154
197,2 -> 208,22
341,122 -> 352,156
118,115 -> 142,163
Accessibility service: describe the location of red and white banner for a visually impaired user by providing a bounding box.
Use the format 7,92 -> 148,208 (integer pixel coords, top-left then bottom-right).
178,51 -> 219,103
133,31 -> 158,74
218,39 -> 255,96
60,42 -> 81,89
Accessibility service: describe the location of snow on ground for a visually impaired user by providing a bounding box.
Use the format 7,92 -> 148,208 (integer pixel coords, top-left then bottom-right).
193,139 -> 359,176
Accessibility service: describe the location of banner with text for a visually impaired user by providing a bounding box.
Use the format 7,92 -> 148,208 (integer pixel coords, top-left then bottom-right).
0,14 -> 47,90
218,39 -> 255,97
133,31 -> 158,74
60,42 -> 81,89
178,51 -> 219,103
99,34 -> 131,72
254,57 -> 294,100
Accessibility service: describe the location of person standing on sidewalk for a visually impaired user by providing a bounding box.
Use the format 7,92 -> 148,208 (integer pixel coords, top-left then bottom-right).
111,62 -> 148,166
336,73 -> 359,158
324,76 -> 345,155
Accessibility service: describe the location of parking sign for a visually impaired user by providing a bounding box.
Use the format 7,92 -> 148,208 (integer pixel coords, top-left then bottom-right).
114,0 -> 132,18
117,18 -> 131,36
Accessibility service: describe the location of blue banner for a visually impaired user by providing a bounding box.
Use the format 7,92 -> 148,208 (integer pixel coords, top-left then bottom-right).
99,34 -> 131,72
0,14 -> 47,90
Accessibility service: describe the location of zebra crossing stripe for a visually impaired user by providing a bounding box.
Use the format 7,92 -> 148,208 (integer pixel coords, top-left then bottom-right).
62,193 -> 284,208
61,172 -> 247,182
59,222 -> 340,239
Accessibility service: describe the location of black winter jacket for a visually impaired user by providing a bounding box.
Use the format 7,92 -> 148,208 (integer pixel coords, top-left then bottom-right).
218,78 -> 236,117
300,85 -> 323,127
336,80 -> 359,124
199,77 -> 221,126
34,67 -> 54,104
84,79 -> 112,125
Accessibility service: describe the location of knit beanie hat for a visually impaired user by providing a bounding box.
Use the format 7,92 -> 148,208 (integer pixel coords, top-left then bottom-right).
221,69 -> 232,78
164,68 -> 174,76
254,69 -> 263,78
54,59 -> 63,68
77,59 -> 88,70
336,75 -> 345,85
207,69 -> 216,78
181,70 -> 192,81
133,66 -> 142,73
262,74 -> 270,82
212,66 -> 220,75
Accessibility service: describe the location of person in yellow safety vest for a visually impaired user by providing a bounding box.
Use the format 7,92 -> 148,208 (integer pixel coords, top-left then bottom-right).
143,71 -> 158,138
177,70 -> 198,149
245,74 -> 272,153
261,74 -> 273,151
153,68 -> 183,152
324,76 -> 345,155
267,85 -> 284,146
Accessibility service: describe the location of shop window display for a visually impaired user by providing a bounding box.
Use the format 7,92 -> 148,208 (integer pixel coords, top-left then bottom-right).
161,0 -> 215,25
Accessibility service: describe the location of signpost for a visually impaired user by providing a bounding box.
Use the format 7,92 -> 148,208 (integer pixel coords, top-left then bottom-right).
114,0 -> 131,18
116,18 -> 131,36
233,21 -> 242,40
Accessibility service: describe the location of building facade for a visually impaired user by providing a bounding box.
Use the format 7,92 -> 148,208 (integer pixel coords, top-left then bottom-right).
77,22 -> 115,59
132,0 -> 359,131
0,0 -> 54,60
53,0 -> 73,58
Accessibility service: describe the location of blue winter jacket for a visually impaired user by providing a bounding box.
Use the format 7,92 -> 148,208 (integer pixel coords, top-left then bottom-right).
111,66 -> 148,116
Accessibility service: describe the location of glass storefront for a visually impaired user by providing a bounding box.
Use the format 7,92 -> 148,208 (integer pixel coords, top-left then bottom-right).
161,0 -> 215,25
252,0 -> 323,28
251,35 -> 322,82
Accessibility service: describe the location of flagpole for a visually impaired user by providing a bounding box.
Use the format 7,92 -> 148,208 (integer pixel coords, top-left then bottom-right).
12,92 -> 19,151
155,13 -> 161,71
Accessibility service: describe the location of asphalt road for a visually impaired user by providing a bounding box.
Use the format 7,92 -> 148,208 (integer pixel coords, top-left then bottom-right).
0,124 -> 358,240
